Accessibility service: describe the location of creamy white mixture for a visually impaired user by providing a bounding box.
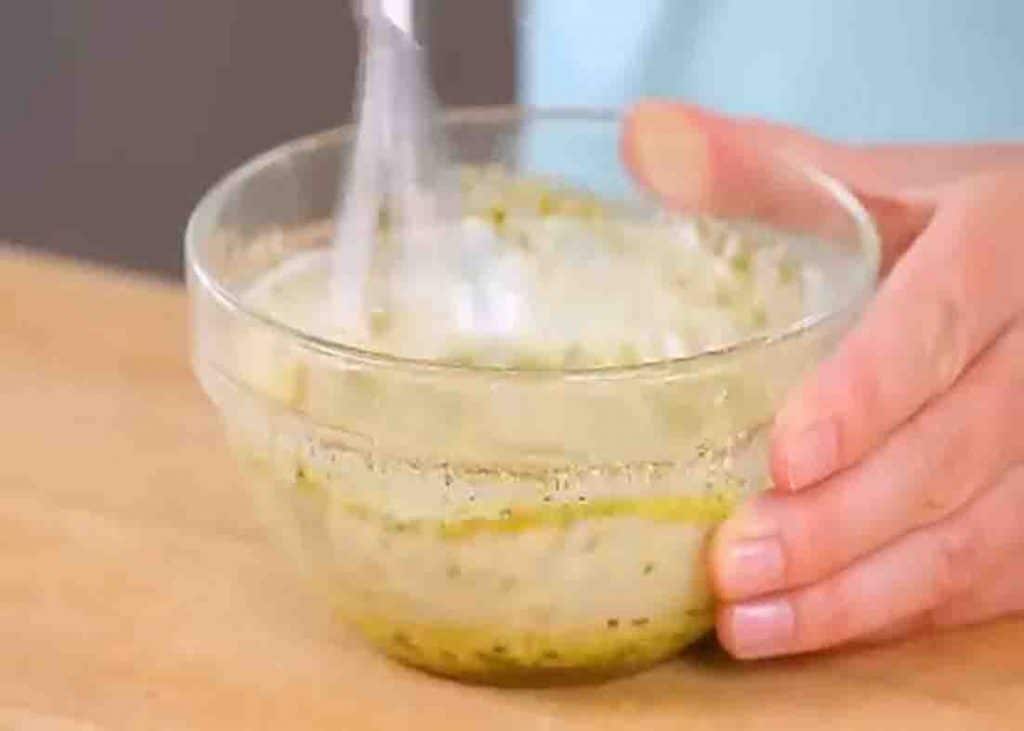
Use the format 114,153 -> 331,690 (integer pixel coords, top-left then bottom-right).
244,166 -> 812,369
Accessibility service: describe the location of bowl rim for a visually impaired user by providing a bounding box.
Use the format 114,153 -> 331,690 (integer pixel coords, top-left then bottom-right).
185,104 -> 880,383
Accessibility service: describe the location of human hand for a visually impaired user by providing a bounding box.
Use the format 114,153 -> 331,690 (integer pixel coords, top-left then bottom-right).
623,101 -> 1024,658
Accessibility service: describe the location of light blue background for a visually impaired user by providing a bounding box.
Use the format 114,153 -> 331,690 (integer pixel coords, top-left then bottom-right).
519,0 -> 1024,143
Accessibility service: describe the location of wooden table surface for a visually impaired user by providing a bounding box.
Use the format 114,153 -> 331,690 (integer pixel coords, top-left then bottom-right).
3,248 -> 1024,730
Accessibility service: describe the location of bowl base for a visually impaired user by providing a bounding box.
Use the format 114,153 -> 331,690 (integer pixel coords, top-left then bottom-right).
341,608 -> 715,687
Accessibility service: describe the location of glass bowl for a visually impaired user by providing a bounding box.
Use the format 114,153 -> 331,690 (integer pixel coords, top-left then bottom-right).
186,106 -> 879,685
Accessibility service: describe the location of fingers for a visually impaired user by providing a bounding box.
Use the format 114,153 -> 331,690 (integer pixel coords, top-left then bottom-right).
928,522 -> 1024,629
625,100 -> 1024,193
716,465 -> 1024,659
860,534 -> 1024,646
772,170 -> 1024,492
714,322 -> 1024,600
622,101 -> 935,267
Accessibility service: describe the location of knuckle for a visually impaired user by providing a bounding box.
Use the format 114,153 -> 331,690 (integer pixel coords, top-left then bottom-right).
914,481 -> 963,529
927,279 -> 972,392
908,415 -> 974,527
909,323 -> 1024,530
930,523 -> 980,605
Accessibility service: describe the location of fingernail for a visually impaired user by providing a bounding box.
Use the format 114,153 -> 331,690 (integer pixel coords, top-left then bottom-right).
727,599 -> 795,659
780,419 -> 838,490
715,503 -> 785,599
718,537 -> 786,600
628,105 -> 708,205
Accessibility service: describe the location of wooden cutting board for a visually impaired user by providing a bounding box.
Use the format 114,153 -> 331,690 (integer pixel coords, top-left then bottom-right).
3,247 -> 1023,730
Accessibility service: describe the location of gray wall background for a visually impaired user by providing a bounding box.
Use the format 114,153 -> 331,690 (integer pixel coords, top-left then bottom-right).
1,1 -> 516,278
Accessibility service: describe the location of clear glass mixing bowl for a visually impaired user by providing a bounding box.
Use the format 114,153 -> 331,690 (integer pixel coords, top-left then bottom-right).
186,107 -> 879,685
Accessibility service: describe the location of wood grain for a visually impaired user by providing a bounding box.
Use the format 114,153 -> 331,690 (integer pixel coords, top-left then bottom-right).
2,248 -> 1023,730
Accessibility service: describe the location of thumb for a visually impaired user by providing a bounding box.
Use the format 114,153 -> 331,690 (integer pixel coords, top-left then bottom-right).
622,101 -> 933,269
